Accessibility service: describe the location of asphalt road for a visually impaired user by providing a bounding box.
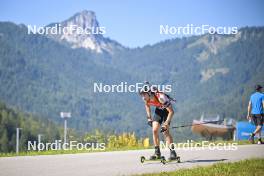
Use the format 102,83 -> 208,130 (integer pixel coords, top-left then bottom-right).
0,145 -> 263,176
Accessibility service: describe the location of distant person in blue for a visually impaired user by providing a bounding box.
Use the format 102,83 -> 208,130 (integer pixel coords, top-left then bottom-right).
247,85 -> 264,144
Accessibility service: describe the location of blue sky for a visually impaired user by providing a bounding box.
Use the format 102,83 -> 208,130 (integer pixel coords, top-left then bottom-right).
0,0 -> 263,47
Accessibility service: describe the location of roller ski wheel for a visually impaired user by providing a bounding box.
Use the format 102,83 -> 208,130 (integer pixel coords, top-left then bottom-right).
175,156 -> 181,163
161,156 -> 166,164
140,156 -> 146,163
140,155 -> 165,164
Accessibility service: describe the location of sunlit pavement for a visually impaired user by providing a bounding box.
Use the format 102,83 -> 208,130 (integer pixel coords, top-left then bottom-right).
0,145 -> 263,176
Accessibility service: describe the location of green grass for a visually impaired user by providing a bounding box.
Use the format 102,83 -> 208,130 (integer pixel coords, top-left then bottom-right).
0,140 -> 251,157
0,146 -> 151,157
214,140 -> 251,145
134,158 -> 264,176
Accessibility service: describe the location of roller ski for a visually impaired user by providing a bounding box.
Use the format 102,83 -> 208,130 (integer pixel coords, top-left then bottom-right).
160,150 -> 180,164
140,155 -> 167,164
167,150 -> 181,163
140,155 -> 180,165
140,146 -> 166,164
140,147 -> 180,165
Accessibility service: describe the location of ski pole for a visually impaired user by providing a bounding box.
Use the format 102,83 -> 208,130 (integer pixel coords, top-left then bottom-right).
160,120 -> 224,133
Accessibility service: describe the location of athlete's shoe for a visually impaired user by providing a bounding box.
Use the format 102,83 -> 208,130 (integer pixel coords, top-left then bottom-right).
149,154 -> 161,160
149,146 -> 161,160
168,150 -> 177,160
257,139 -> 263,144
249,133 -> 255,144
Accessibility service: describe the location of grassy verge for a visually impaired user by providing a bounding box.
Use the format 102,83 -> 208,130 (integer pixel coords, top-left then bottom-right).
134,158 -> 264,176
0,140 -> 251,157
213,140 -> 251,145
0,146 -> 151,157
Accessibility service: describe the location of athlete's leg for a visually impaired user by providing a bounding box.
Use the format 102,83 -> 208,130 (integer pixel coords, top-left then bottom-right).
152,121 -> 160,146
254,125 -> 262,135
253,116 -> 262,136
163,128 -> 173,146
259,127 -> 262,138
250,115 -> 263,143
258,116 -> 264,144
163,128 -> 177,159
149,121 -> 161,159
161,108 -> 173,147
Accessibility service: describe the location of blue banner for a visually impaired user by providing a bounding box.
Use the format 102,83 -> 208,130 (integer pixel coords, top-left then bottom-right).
236,121 -> 264,140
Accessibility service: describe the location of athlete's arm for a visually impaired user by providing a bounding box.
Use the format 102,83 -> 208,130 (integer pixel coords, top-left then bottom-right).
164,105 -> 174,126
247,100 -> 252,120
145,103 -> 152,120
262,100 -> 264,110
262,94 -> 264,109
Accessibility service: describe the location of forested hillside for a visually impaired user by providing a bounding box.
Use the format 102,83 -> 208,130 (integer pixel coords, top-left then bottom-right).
0,101 -> 61,152
0,21 -> 263,140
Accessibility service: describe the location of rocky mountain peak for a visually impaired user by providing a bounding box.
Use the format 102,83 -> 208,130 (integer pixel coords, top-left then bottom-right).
47,10 -> 123,53
66,10 -> 99,29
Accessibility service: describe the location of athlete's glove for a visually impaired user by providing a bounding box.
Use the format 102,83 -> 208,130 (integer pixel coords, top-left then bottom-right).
160,122 -> 169,133
147,119 -> 153,127
160,126 -> 167,133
